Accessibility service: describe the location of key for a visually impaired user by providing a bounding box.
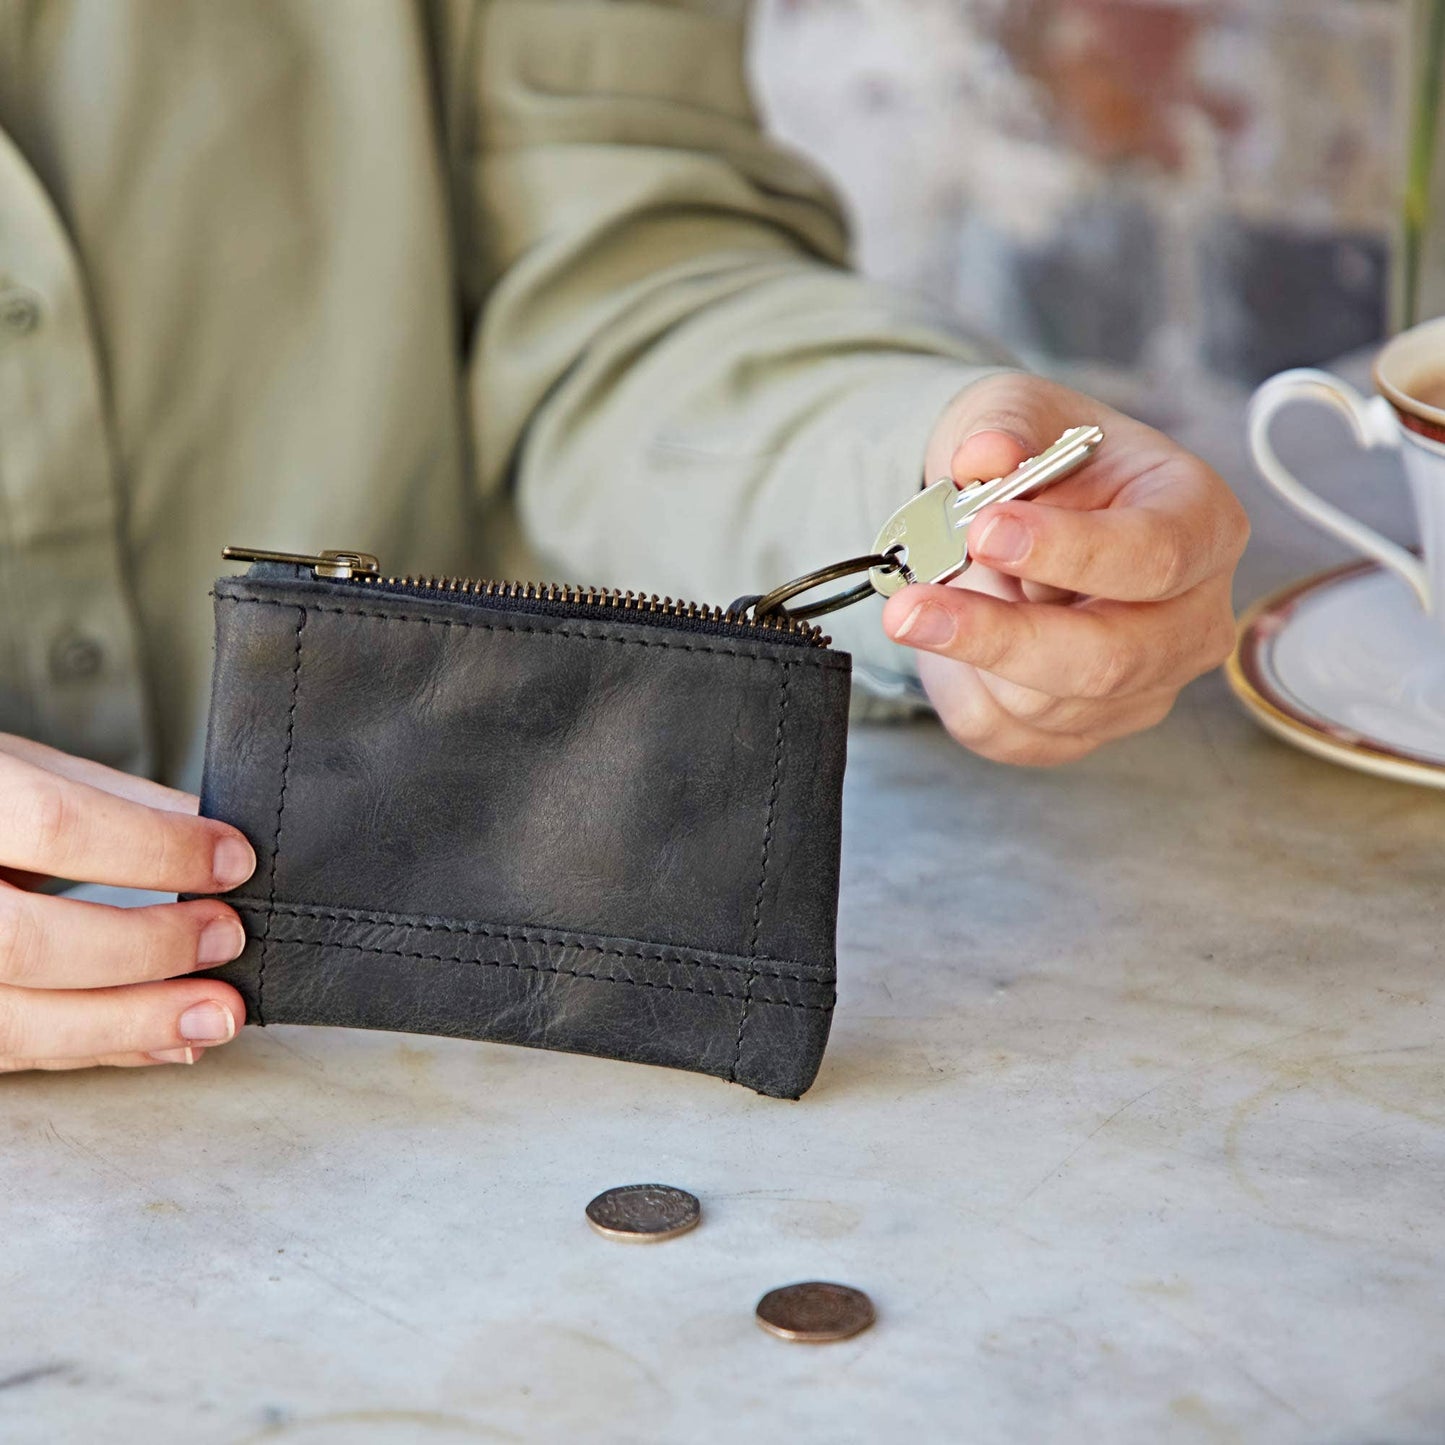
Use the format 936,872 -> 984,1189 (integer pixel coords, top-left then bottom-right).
868,425 -> 1105,597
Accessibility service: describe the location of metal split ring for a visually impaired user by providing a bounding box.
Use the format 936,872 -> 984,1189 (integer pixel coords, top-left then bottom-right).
731,551 -> 903,623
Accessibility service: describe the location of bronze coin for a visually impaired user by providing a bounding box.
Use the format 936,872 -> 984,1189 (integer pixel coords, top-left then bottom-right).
585,1184 -> 700,1243
755,1281 -> 875,1342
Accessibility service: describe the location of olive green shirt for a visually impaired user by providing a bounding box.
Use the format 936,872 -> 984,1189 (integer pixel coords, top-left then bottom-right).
0,0 -> 1001,789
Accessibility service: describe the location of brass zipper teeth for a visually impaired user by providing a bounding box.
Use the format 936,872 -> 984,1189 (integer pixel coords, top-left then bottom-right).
355,573 -> 831,648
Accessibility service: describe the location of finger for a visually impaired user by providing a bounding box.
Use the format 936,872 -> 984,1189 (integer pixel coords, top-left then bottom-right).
976,672 -> 1179,738
0,888 -> 246,988
967,463 -> 1247,602
928,373 -> 1079,485
883,578 -> 1237,699
1020,580 -> 1077,606
0,1049 -> 204,1072
0,752 -> 256,893
1078,689 -> 1178,744
943,427 -> 1035,487
914,654 -> 1101,767
0,978 -> 243,1061
0,733 -> 200,814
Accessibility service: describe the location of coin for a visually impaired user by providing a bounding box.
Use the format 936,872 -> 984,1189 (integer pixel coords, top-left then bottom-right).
584,1184 -> 700,1243
754,1281 -> 875,1342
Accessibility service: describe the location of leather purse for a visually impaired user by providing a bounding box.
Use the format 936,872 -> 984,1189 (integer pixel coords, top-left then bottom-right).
195,551 -> 851,1098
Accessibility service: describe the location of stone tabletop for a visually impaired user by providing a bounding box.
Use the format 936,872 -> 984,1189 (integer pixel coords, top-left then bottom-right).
5,364 -> 1444,1445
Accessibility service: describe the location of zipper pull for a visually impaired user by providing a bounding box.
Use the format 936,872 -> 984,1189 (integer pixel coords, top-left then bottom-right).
222,546 -> 380,581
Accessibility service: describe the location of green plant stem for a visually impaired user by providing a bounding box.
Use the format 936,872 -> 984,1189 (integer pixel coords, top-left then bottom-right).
1405,0 -> 1445,328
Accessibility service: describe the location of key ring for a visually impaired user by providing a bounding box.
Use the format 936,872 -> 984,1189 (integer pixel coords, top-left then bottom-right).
733,425 -> 1105,626
731,550 -> 903,623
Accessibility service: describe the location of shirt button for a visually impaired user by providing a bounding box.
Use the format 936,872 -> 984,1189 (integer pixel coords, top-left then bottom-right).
50,631 -> 105,682
0,288 -> 42,338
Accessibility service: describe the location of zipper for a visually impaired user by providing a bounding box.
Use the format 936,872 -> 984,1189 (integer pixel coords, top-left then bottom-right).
222,546 -> 832,649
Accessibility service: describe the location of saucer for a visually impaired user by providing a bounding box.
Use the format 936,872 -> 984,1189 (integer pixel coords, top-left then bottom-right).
1228,560 -> 1445,788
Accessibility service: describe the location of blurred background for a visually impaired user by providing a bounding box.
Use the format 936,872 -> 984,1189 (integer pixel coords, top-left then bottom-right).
751,0 -> 1413,428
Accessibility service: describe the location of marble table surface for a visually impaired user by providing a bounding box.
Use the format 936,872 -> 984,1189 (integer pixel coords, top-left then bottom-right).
5,363 -> 1444,1445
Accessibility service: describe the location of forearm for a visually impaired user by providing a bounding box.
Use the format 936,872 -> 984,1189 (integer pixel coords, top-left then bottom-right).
510,260 -> 1007,680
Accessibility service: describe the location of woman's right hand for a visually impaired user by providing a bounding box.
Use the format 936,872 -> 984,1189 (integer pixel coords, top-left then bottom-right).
0,733 -> 253,1071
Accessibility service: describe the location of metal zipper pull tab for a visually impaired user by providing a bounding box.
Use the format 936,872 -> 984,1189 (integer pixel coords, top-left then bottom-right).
222,546 -> 381,580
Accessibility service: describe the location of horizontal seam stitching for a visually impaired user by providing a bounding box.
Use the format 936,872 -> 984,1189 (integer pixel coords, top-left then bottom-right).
218,592 -> 847,670
232,898 -> 834,985
262,932 -> 835,1014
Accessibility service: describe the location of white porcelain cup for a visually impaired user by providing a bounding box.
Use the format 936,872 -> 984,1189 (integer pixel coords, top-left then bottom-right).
1249,315 -> 1445,625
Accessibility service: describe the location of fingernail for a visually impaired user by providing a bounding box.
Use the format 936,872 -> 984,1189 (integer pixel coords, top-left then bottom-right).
892,601 -> 955,649
213,836 -> 256,889
197,916 -> 246,966
178,1002 -> 237,1044
965,425 -> 1030,451
148,1047 -> 196,1065
973,514 -> 1032,565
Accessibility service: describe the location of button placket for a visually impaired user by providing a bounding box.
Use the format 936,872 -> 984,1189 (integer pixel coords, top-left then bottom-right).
0,125 -> 153,773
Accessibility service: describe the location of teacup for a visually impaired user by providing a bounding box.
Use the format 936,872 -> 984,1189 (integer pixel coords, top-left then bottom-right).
1248,315 -> 1445,624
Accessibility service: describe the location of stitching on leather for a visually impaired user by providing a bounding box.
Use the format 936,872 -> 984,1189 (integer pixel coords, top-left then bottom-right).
218,592 -> 847,671
261,931 -> 834,1013
257,606 -> 306,1025
219,591 -> 839,1038
232,898 -> 833,985
731,660 -> 790,1079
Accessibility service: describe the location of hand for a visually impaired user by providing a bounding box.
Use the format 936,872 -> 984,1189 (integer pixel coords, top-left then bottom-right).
0,734 -> 253,1071
885,372 -> 1248,765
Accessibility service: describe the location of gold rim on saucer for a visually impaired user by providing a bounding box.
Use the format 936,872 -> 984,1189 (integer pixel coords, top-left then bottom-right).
1227,560 -> 1445,790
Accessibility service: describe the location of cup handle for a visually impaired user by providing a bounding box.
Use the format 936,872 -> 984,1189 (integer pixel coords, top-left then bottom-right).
1247,368 -> 1429,610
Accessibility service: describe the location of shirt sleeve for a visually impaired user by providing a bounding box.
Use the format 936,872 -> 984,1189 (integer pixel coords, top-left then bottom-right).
457,0 -> 1013,680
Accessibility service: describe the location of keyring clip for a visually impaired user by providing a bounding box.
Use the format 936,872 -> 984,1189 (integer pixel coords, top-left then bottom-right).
731,550 -> 904,623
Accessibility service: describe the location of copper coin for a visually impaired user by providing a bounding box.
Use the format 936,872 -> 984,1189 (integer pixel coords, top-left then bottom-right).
585,1184 -> 700,1243
755,1281 -> 875,1342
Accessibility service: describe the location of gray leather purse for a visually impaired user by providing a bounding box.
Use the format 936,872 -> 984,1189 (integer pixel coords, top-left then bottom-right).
195,550 -> 850,1098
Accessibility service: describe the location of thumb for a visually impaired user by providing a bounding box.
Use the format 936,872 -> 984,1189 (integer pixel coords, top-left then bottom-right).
930,385 -> 1064,491
945,428 -> 1033,490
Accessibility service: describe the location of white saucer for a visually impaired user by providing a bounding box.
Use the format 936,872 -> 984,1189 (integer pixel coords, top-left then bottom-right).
1228,561 -> 1445,788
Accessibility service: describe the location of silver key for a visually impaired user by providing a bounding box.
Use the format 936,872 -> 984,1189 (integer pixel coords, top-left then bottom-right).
869,424 -> 1105,597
